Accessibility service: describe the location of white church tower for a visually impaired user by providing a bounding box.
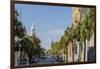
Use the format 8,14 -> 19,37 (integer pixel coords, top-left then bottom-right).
30,22 -> 35,36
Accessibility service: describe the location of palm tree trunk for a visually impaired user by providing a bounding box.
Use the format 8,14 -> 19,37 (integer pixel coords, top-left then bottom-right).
66,47 -> 68,63
79,42 -> 82,62
84,40 -> 86,62
20,51 -> 23,64
72,40 -> 74,62
28,55 -> 32,64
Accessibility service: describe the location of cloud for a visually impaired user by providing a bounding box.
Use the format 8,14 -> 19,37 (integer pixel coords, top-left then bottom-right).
39,28 -> 65,36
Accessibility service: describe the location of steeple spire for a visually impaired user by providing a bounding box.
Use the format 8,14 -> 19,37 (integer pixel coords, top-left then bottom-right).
30,21 -> 35,36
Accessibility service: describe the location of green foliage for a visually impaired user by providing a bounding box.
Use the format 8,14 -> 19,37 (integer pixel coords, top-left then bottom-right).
47,8 -> 95,62
14,11 -> 26,38
14,10 -> 45,61
14,8 -> 95,63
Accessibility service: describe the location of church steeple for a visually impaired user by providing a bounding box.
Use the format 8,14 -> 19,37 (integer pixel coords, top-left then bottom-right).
30,22 -> 35,36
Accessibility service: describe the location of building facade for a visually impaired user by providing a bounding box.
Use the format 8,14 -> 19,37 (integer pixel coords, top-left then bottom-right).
72,7 -> 91,62
72,7 -> 82,62
67,41 -> 73,62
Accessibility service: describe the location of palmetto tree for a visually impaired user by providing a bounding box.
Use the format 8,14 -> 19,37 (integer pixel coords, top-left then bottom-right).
59,36 -> 68,62
74,22 -> 83,62
14,10 -> 45,64
64,27 -> 75,62
14,11 -> 27,64
79,8 -> 95,62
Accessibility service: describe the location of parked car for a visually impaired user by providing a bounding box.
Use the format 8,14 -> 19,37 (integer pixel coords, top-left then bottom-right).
29,57 -> 39,64
40,55 -> 47,59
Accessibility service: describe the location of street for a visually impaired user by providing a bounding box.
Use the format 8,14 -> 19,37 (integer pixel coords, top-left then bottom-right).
33,56 -> 58,64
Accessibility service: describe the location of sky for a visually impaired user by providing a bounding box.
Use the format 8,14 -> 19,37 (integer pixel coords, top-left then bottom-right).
15,4 -> 72,50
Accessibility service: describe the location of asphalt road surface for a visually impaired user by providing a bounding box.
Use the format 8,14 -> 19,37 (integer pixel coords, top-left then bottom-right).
35,56 -> 58,64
